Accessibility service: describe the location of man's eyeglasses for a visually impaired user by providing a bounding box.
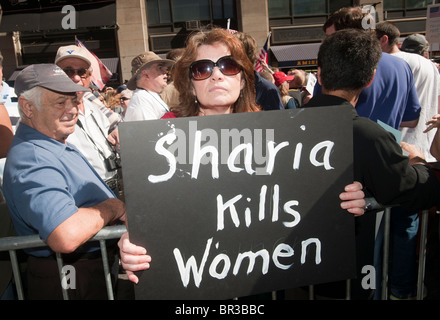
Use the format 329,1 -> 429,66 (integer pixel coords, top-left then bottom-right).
190,56 -> 241,81
120,97 -> 130,101
62,67 -> 90,78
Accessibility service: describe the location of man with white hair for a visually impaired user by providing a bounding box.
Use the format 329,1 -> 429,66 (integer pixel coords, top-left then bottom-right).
2,64 -> 126,299
124,51 -> 174,121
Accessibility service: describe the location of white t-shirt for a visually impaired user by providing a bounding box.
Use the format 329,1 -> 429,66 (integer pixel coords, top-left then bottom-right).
124,89 -> 169,121
66,98 -> 117,181
0,81 -> 19,132
0,81 -> 18,184
393,51 -> 440,162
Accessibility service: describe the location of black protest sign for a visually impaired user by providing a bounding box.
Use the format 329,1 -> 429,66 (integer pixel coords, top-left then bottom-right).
119,106 -> 356,300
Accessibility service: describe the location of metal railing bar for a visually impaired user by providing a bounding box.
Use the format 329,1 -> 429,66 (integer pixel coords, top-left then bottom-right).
0,225 -> 127,252
0,225 -> 127,300
381,208 -> 391,300
56,252 -> 69,300
345,279 -> 351,300
99,239 -> 114,300
9,249 -> 24,300
308,285 -> 314,300
417,210 -> 429,300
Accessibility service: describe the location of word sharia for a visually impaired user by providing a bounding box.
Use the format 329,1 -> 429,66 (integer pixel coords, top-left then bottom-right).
148,128 -> 335,183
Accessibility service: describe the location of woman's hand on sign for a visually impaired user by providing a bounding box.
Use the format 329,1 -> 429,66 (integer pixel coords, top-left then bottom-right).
118,232 -> 151,284
339,181 -> 366,217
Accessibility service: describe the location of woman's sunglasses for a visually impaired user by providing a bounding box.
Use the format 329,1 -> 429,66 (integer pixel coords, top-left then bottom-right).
190,56 -> 241,81
62,67 -> 90,78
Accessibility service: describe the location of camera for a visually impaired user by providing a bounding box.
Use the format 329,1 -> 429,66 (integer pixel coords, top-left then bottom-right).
104,153 -> 122,171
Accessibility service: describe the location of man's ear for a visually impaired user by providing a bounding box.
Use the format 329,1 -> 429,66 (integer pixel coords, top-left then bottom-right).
18,96 -> 34,119
141,70 -> 148,79
378,35 -> 388,49
317,67 -> 322,86
365,69 -> 376,88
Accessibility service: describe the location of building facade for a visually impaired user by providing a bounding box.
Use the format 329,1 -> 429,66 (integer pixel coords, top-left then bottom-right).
0,0 -> 434,86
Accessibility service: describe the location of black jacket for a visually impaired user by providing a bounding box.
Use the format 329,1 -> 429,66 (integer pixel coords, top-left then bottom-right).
306,94 -> 440,211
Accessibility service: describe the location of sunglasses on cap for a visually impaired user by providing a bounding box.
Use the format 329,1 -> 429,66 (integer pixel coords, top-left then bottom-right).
62,67 -> 90,78
190,56 -> 241,81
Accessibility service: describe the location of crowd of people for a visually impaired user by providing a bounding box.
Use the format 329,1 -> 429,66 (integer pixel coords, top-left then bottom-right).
1,5 -> 440,300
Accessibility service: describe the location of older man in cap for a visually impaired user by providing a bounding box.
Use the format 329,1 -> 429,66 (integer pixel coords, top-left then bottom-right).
2,64 -> 127,299
401,34 -> 430,58
124,51 -> 174,121
55,45 -> 122,196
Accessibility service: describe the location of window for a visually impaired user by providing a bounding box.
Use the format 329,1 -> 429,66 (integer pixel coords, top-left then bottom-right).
147,0 -> 171,24
172,0 -> 210,22
268,0 -> 353,20
213,0 -> 235,19
268,0 -> 291,18
406,0 -> 429,9
384,0 -> 429,10
329,0 -> 353,13
147,0 -> 236,26
293,0 -> 326,15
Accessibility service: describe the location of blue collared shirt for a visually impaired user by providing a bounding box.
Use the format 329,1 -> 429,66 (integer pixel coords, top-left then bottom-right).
2,123 -> 115,256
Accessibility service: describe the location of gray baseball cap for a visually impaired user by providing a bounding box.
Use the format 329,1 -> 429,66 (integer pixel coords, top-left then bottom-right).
15,64 -> 90,97
401,34 -> 428,55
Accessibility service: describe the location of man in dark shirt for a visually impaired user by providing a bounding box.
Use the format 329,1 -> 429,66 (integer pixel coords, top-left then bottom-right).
305,28 -> 440,299
307,29 -> 440,211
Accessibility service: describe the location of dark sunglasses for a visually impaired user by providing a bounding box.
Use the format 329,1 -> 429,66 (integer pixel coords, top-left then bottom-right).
120,97 -> 130,101
62,67 -> 90,78
190,56 -> 241,81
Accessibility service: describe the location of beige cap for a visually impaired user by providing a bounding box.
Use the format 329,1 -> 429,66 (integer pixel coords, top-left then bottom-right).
55,45 -> 91,67
126,51 -> 174,90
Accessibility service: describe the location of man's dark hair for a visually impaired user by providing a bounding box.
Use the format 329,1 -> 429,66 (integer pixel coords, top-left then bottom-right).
318,29 -> 382,92
375,21 -> 400,47
323,7 -> 366,32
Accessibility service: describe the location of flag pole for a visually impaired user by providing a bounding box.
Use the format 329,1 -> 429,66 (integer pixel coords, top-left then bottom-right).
267,31 -> 272,50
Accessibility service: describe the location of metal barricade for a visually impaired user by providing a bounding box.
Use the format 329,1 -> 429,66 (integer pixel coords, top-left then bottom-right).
305,207 -> 430,300
0,211 -> 431,300
417,209 -> 429,300
0,224 -> 127,300
380,208 -> 429,300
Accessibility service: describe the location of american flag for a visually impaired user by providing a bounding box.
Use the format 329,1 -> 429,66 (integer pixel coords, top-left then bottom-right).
255,32 -> 271,72
76,39 -> 113,90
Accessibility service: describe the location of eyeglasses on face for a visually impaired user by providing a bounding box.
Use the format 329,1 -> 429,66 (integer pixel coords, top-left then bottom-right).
157,64 -> 169,73
120,97 -> 130,101
62,67 -> 90,78
189,56 -> 241,81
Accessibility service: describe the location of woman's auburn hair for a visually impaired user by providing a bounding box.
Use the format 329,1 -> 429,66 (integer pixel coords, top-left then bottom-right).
171,28 -> 260,117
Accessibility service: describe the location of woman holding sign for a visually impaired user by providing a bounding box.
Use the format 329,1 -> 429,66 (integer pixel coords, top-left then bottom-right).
162,28 -> 260,118
118,28 -> 367,284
